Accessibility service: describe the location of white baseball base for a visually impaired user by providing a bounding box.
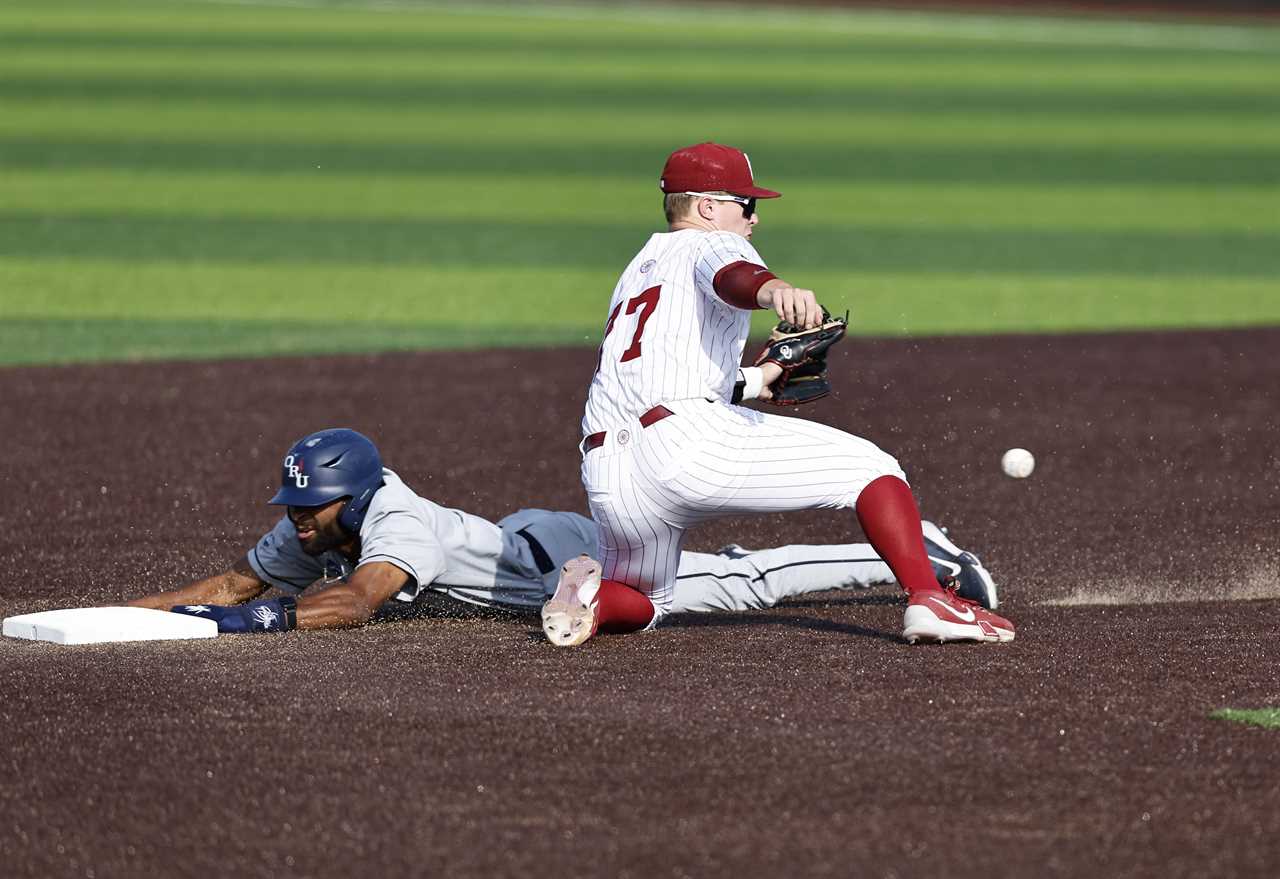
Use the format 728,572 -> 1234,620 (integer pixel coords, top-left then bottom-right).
2,607 -> 218,645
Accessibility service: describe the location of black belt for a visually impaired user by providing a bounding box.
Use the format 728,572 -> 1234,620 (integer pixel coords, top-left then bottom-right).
515,528 -> 555,575
583,404 -> 673,452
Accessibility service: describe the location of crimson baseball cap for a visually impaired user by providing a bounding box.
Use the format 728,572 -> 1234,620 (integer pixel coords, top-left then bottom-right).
659,142 -> 781,199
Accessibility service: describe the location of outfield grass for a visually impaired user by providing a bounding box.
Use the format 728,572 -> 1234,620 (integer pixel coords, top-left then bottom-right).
1211,708 -> 1280,729
1,0 -> 1278,365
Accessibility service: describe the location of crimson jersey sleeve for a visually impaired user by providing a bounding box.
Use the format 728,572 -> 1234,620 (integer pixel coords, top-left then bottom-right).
692,232 -> 774,311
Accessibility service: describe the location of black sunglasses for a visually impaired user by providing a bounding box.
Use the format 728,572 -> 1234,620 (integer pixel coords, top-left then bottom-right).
687,192 -> 757,219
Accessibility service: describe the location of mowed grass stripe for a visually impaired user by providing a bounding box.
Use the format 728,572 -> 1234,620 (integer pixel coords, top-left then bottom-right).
4,212 -> 1277,277
4,260 -> 1277,367
5,27 -> 1274,62
0,318 -> 600,367
0,261 -> 612,327
4,26 -> 1279,62
7,98 -> 1279,150
3,138 -> 1276,186
7,0 -> 1279,53
4,74 -> 1276,119
10,171 -> 1277,232
5,259 -> 1276,329
3,42 -> 1276,92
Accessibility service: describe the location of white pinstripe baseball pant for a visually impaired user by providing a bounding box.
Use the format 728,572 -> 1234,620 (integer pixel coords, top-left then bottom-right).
581,397 -> 906,621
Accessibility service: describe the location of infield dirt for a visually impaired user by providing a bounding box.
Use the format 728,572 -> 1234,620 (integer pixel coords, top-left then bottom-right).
2,328 -> 1278,878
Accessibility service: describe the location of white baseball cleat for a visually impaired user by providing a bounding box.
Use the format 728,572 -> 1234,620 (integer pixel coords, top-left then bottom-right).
902,587 -> 1015,644
541,554 -> 603,647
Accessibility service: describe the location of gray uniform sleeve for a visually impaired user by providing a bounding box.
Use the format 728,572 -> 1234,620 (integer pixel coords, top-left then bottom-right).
356,509 -> 448,599
247,516 -> 325,594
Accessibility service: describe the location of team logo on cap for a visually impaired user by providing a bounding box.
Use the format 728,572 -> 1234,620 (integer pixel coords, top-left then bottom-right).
283,455 -> 309,488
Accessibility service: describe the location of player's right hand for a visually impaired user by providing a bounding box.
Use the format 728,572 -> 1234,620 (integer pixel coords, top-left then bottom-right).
763,284 -> 822,329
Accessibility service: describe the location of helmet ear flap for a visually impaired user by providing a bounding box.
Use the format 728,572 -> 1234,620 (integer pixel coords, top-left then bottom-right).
336,480 -> 383,534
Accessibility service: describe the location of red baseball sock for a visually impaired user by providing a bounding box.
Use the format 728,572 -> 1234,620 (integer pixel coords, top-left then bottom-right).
855,475 -> 939,594
596,579 -> 655,634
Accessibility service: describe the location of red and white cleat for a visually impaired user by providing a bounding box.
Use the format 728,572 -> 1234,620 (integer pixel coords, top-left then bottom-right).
541,555 -> 603,647
903,587 -> 1015,644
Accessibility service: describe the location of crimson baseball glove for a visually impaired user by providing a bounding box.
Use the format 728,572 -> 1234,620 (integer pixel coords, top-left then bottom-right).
752,307 -> 848,405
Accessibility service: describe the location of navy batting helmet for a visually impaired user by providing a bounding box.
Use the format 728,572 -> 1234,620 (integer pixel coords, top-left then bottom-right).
268,428 -> 385,534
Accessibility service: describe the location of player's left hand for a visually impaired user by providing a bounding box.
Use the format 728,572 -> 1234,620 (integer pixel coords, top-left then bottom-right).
755,363 -> 782,400
753,307 -> 848,405
170,597 -> 297,634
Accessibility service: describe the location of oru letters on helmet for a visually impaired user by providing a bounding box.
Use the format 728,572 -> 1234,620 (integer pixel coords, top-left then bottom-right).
283,454 -> 310,489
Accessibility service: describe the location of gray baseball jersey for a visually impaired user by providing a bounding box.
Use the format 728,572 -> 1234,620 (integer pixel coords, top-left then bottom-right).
246,468 -> 898,617
247,469 -> 588,610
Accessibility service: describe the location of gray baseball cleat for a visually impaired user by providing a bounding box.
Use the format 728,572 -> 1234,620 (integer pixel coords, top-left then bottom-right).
921,521 -> 999,610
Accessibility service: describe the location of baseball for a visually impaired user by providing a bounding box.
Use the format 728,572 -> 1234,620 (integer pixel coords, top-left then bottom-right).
1001,448 -> 1035,478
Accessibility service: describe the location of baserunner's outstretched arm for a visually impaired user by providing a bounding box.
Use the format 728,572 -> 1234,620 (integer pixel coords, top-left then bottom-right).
126,556 -> 267,609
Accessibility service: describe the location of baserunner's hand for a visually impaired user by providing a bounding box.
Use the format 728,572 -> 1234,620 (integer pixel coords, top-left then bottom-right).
171,598 -> 297,634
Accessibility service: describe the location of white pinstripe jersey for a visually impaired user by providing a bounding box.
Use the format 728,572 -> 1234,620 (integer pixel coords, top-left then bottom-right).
582,229 -> 767,435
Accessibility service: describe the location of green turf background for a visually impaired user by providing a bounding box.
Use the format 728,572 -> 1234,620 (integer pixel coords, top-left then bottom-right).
1,0 -> 1278,365
1212,708 -> 1280,729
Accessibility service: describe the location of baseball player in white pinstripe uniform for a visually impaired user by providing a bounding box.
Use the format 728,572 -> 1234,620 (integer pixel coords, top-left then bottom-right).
542,142 -> 1016,647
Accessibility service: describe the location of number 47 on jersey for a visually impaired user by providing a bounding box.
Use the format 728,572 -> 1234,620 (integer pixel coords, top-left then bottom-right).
601,286 -> 661,363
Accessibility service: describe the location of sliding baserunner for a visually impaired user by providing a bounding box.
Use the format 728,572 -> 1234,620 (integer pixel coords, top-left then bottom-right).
124,428 -> 996,634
